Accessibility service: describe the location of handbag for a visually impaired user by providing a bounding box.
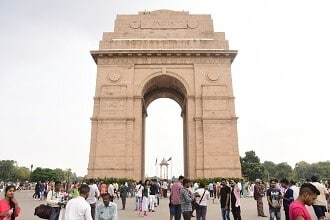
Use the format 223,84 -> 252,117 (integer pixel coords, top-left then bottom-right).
34,204 -> 52,219
192,189 -> 206,210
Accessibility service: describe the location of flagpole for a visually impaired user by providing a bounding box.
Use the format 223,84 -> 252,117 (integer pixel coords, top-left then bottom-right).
155,158 -> 157,178
171,158 -> 173,180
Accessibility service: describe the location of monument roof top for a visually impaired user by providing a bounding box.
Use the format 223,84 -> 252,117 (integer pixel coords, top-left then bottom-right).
138,9 -> 189,15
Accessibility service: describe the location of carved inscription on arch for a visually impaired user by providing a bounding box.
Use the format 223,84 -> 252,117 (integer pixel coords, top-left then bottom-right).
129,20 -> 199,29
101,85 -> 127,97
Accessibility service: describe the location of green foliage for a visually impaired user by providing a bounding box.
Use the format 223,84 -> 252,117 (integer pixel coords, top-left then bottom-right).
0,160 -> 17,182
191,177 -> 243,186
2,157 -> 330,184
240,151 -> 264,181
15,166 -> 30,181
30,167 -> 75,182
81,177 -> 135,186
274,162 -> 293,180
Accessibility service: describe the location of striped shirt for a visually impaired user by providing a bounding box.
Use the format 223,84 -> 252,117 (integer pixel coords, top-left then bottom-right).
180,187 -> 193,212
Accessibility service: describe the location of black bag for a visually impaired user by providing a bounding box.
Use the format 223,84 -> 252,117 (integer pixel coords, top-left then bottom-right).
192,200 -> 200,210
192,189 -> 206,210
34,204 -> 52,219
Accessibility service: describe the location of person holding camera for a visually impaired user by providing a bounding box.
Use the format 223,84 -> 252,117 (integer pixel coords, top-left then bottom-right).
47,181 -> 65,220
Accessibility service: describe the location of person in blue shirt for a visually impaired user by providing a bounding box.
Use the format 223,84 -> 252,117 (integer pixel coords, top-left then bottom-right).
280,179 -> 294,220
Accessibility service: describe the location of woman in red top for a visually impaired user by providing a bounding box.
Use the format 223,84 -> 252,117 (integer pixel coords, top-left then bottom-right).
0,185 -> 21,220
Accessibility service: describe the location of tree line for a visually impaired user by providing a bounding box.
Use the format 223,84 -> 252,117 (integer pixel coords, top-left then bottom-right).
0,160 -> 79,183
241,150 -> 330,182
1,151 -> 330,184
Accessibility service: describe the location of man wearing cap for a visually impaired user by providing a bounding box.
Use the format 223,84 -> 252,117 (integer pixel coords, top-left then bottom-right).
254,179 -> 267,217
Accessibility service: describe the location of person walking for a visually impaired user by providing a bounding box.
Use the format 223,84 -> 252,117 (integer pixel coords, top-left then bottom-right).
289,183 -> 320,220
141,180 -> 150,217
0,185 -> 21,220
65,184 -> 92,220
119,182 -> 129,210
134,181 -> 143,212
95,193 -> 118,220
149,179 -> 157,212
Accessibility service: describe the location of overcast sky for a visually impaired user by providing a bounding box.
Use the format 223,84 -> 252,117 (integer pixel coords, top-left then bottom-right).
1,0 -> 329,178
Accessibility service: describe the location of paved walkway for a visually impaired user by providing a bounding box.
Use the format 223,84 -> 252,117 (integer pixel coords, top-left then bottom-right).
15,190 -> 328,220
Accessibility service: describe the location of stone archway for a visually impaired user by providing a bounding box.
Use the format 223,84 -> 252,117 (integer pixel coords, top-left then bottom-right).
87,10 -> 242,180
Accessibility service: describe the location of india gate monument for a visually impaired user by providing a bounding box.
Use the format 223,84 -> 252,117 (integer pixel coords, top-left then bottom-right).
87,10 -> 241,180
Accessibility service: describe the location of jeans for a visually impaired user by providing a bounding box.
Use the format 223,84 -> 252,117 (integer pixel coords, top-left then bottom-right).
49,207 -> 61,220
173,204 -> 182,220
221,208 -> 230,220
90,203 -> 96,220
231,206 -> 241,220
182,211 -> 192,220
135,196 -> 142,210
269,208 -> 281,220
196,205 -> 207,220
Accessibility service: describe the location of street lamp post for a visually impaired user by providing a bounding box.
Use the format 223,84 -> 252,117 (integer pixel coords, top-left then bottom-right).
67,168 -> 71,192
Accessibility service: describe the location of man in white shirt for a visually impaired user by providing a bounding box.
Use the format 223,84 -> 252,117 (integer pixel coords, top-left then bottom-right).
108,183 -> 115,198
162,180 -> 168,198
310,175 -> 329,219
135,181 -> 144,211
86,179 -> 100,220
289,180 -> 299,200
65,184 -> 93,220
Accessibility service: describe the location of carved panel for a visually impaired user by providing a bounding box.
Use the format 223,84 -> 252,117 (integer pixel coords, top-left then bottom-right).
203,99 -> 227,111
101,85 -> 127,97
202,85 -> 227,96
99,100 -> 126,117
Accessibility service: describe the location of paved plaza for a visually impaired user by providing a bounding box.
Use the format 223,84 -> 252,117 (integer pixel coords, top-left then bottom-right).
16,190 -> 328,220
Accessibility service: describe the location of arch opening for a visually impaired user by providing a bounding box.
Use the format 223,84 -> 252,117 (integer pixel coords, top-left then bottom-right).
142,74 -> 187,179
144,98 -> 183,179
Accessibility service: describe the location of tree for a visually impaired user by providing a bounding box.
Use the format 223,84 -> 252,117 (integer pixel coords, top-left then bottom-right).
262,161 -> 277,181
0,160 -> 17,182
274,162 -> 293,180
15,166 -> 30,181
295,161 -> 310,182
31,167 -> 64,182
240,151 -> 264,181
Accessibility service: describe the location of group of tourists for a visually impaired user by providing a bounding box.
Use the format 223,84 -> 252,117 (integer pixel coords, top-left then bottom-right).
251,176 -> 329,220
167,176 -> 242,220
1,175 -> 330,220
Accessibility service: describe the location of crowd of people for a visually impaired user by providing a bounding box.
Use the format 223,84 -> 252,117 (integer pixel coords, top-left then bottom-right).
0,175 -> 330,220
248,176 -> 330,220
